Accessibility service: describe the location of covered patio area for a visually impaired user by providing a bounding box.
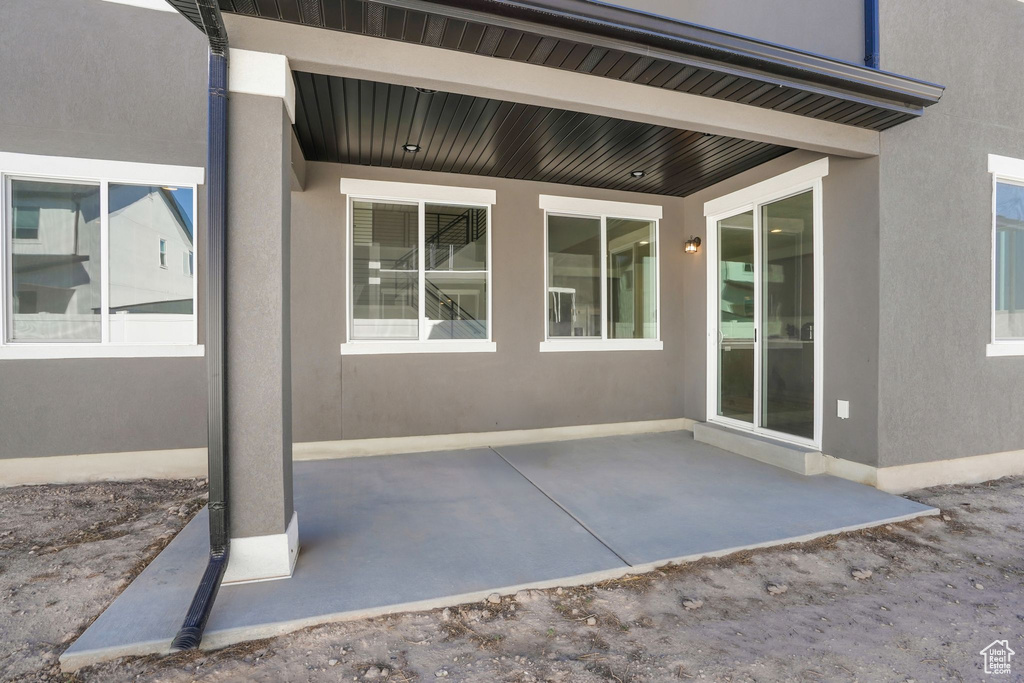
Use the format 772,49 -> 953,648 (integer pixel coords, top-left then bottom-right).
62,431 -> 934,670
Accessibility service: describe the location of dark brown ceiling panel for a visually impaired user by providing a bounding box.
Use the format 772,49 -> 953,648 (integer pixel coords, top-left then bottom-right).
293,73 -> 793,197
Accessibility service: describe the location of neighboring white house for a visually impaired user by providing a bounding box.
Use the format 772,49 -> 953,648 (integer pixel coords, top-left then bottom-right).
10,181 -> 195,344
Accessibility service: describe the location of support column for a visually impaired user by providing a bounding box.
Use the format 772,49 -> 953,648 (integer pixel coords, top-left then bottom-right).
222,50 -> 298,584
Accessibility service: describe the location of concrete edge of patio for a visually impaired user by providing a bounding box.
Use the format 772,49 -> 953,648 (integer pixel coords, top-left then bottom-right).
60,506 -> 937,672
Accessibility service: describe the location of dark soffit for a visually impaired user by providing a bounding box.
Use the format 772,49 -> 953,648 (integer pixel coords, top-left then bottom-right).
293,73 -> 793,197
218,0 -> 943,132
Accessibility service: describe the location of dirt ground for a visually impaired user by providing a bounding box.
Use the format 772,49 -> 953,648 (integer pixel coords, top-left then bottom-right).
1,476 -> 1022,683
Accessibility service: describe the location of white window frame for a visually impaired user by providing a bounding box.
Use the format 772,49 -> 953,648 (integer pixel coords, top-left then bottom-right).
539,195 -> 663,352
158,237 -> 168,268
0,152 -> 204,359
703,158 -> 827,450
987,154 -> 1024,357
339,178 -> 496,355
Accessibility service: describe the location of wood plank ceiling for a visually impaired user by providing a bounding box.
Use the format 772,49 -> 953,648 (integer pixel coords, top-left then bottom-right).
293,73 -> 792,197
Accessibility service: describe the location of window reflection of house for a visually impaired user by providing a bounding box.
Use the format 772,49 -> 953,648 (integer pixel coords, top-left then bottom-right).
11,180 -> 102,341
10,180 -> 194,343
995,181 -> 1024,340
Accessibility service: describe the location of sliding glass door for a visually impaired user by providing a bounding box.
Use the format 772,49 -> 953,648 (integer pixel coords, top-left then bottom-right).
712,189 -> 818,444
717,211 -> 755,423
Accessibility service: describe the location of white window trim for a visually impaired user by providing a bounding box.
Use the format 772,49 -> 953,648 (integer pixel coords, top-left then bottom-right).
0,152 -> 204,358
340,340 -> 496,355
703,159 -> 828,450
539,339 -> 663,352
540,195 -> 663,352
0,344 -> 205,360
339,179 -> 496,355
539,195 -> 663,220
988,154 -> 1024,357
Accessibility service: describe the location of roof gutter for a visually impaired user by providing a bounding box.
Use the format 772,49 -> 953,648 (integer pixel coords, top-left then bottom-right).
164,0 -> 230,652
411,0 -> 943,111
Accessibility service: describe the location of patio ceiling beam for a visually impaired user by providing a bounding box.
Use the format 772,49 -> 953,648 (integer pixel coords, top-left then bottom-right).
223,14 -> 881,159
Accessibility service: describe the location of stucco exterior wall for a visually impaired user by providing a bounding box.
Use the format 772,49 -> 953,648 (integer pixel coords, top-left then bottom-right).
291,163 -> 692,443
875,0 -> 1024,466
681,150 -> 882,466
0,0 -> 209,460
612,0 -> 865,64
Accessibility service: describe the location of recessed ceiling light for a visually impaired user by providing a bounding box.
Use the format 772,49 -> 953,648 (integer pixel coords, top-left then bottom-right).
630,170 -> 646,178
403,143 -> 421,153
415,87 -> 437,94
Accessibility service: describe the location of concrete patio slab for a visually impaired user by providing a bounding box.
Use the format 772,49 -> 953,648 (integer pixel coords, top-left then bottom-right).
495,431 -> 936,566
63,448 -> 625,670
63,431 -> 936,671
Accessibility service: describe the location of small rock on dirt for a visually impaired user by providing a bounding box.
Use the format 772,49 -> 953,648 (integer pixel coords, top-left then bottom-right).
586,617 -> 597,626
441,608 -> 451,621
364,666 -> 381,679
329,659 -> 338,667
682,598 -> 704,610
767,583 -> 788,595
975,583 -> 984,590
851,568 -> 873,580
435,669 -> 449,677
486,593 -> 501,604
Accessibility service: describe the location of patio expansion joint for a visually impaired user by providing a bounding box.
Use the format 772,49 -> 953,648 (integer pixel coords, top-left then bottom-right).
488,446 -> 633,569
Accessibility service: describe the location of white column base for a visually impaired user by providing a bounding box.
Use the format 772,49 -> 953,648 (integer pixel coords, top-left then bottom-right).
223,511 -> 299,584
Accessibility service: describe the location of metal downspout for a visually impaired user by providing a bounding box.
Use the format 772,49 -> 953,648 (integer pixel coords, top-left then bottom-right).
864,0 -> 880,69
169,0 -> 230,652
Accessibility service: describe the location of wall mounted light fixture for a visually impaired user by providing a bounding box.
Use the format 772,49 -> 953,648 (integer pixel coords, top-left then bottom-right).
684,236 -> 702,254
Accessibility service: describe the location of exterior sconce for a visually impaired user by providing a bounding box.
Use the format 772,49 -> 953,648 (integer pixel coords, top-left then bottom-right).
684,236 -> 702,254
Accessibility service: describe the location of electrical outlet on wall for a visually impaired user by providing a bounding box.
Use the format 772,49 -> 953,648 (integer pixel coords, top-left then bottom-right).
837,400 -> 850,420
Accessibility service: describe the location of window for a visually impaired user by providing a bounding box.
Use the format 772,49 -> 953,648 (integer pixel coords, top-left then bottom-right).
989,154 -> 1024,356
184,250 -> 194,277
1,152 -> 203,357
341,179 -> 495,354
13,204 -> 39,240
540,195 -> 662,351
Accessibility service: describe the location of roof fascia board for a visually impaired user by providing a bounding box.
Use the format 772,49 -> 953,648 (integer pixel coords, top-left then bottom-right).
393,0 -> 944,110
224,14 -> 880,158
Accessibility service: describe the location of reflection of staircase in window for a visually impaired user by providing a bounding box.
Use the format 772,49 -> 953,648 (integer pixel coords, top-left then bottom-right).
423,278 -> 484,339
354,206 -> 485,338
425,208 -> 484,270
381,207 -> 484,272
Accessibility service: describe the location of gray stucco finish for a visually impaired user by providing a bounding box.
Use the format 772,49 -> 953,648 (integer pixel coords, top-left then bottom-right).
875,0 -> 1024,466
291,163 -> 691,444
679,150 -> 882,466
225,94 -> 294,537
0,0 -> 207,166
2,0 -> 1018,476
0,0 -> 209,460
614,0 -> 865,65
